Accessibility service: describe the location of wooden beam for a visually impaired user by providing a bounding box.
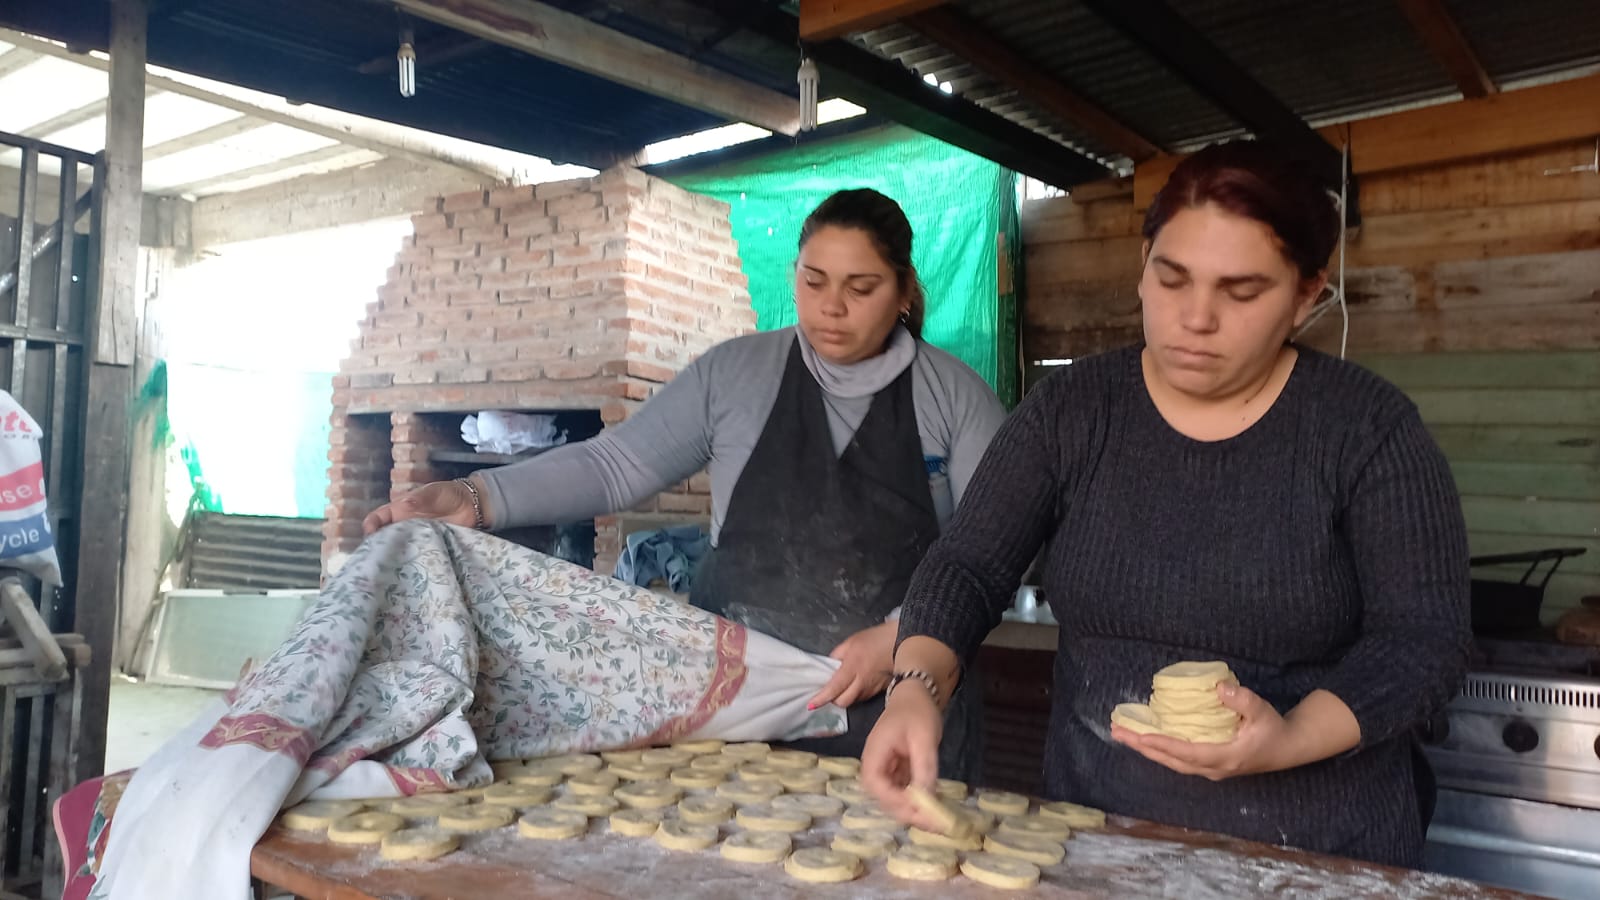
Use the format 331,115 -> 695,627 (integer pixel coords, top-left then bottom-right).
392,0 -> 802,136
0,46 -> 38,79
1396,0 -> 1497,99
906,7 -> 1162,162
799,0 -> 947,41
140,114 -> 268,162
19,95 -> 116,140
169,144 -> 373,196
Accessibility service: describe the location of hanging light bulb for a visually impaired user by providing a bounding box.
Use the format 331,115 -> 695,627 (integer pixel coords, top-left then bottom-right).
798,56 -> 819,132
397,28 -> 416,98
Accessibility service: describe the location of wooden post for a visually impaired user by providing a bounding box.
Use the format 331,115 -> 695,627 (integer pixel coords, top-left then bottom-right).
73,0 -> 145,783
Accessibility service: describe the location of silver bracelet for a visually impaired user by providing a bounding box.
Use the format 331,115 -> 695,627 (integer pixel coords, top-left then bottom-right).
887,669 -> 941,708
454,477 -> 486,530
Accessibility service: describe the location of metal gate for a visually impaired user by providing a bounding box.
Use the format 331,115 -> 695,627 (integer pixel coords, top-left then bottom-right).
1,128 -> 97,895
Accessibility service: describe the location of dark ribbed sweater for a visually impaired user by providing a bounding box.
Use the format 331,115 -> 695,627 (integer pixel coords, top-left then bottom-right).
898,344 -> 1472,868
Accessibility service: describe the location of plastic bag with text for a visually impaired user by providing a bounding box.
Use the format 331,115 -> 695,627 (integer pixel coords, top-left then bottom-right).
0,391 -> 62,586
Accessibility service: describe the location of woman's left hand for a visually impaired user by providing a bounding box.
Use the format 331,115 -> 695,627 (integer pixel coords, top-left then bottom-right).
808,621 -> 898,709
1109,683 -> 1297,781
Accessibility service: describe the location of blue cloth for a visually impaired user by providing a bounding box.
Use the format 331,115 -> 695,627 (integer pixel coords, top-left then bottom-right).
613,524 -> 710,593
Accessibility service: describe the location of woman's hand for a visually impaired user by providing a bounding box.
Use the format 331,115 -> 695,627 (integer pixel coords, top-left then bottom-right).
1111,683 -> 1299,781
362,479 -> 480,535
808,621 -> 898,709
860,684 -> 947,832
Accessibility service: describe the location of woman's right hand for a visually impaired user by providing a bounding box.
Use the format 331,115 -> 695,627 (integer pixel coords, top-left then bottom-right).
362,479 -> 479,534
860,684 -> 947,832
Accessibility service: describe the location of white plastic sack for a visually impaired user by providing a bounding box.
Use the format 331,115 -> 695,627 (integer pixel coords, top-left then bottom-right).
460,410 -> 567,455
0,391 -> 62,586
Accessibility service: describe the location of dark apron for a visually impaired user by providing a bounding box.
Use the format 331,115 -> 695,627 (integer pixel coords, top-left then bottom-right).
691,338 -> 983,780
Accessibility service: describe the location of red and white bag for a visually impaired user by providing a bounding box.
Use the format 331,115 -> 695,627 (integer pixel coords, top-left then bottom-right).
0,390 -> 62,586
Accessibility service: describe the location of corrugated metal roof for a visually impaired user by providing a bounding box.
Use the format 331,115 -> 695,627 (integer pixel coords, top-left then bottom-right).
1448,0 -> 1600,85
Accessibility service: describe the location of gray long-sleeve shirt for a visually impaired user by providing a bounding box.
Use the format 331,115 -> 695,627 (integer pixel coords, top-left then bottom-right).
477,326 -> 1007,543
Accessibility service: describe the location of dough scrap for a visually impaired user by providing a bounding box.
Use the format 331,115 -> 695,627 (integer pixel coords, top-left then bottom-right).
280,801 -> 365,832
517,808 -> 588,840
840,803 -> 899,831
566,771 -> 621,796
736,804 -> 812,833
824,778 -> 868,804
721,830 -> 792,863
783,847 -> 862,883
934,778 -> 969,803
764,749 -> 818,770
654,819 -> 719,851
716,778 -> 784,805
976,789 -> 1030,817
816,756 -> 860,777
328,812 -> 406,844
669,767 -> 725,790
1037,801 -> 1106,830
436,805 -> 515,832
776,768 -> 829,793
996,815 -> 1072,841
379,828 -> 460,861
608,807 -> 664,837
672,739 -> 725,754
614,779 -> 683,810
984,831 -> 1065,866
389,794 -> 471,818
720,742 -> 771,759
553,793 -> 621,816
481,783 -> 556,808
770,792 -> 844,818
886,845 -> 958,881
677,795 -> 735,825
831,828 -> 897,858
961,851 -> 1041,889
640,747 -> 695,768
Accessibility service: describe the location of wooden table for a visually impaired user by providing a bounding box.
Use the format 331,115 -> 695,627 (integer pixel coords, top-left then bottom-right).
251,811 -> 1536,900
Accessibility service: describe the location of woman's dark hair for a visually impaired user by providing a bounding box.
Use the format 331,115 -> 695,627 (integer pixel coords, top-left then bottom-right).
1142,140 -> 1341,282
798,188 -> 925,337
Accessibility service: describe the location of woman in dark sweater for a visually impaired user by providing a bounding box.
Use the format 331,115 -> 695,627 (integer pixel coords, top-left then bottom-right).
861,140 -> 1471,868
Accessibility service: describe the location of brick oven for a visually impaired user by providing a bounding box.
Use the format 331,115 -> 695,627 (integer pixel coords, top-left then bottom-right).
324,165 -> 756,576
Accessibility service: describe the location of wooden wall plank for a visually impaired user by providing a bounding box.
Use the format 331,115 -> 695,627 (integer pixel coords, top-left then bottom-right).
1360,350 -> 1600,389
1409,388 -> 1600,427
1426,424 -> 1600,466
1460,495 -> 1597,539
1451,461 -> 1600,501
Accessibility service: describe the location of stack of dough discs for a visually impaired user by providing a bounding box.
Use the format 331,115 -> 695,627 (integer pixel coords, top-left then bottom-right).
716,778 -> 783,804
824,778 -> 868,804
997,814 -> 1072,841
673,738 -> 725,754
976,789 -> 1030,816
840,803 -> 899,830
640,747 -> 695,768
518,808 -> 589,840
436,805 -> 515,832
783,848 -> 862,883
816,756 -> 860,777
566,770 -> 621,796
886,845 -> 958,881
934,779 -> 968,803
983,831 -> 1066,866
654,819 -> 719,851
721,742 -> 771,760
961,852 -> 1041,889
280,800 -> 365,831
736,804 -> 812,833
553,793 -> 621,816
721,831 -> 792,863
614,780 -> 682,809
770,792 -> 844,818
328,812 -> 406,844
736,762 -> 786,783
669,767 -> 725,790
379,828 -> 460,861
608,807 -> 665,837
481,784 -> 555,808
764,749 -> 817,769
389,794 -> 470,818
1115,660 -> 1241,743
777,768 -> 829,793
1038,800 -> 1106,830
688,754 -> 742,774
832,828 -> 897,858
678,795 -> 735,824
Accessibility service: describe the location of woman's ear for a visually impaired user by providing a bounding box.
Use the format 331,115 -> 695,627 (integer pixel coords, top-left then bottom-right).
1293,271 -> 1331,329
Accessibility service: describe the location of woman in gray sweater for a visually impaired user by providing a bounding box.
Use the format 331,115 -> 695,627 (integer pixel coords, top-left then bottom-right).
365,188 -> 1006,773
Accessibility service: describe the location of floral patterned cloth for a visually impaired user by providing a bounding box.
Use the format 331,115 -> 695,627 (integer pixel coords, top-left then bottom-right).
89,520 -> 845,899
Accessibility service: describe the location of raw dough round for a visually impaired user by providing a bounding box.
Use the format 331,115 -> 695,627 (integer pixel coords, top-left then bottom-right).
608,762 -> 673,782
961,851 -> 1041,889
736,762 -> 786,783
886,845 -> 958,881
735,804 -> 812,833
1151,660 -> 1236,690
481,784 -> 555,808
904,785 -> 966,838
831,828 -> 897,858
614,779 -> 683,810
976,789 -> 1030,817
996,815 -> 1071,841
654,819 -> 719,851
672,739 -> 725,754
566,771 -> 621,796
389,794 -> 471,818
688,754 -> 743,774
506,768 -> 567,788
640,747 -> 696,768
553,793 -> 621,816
669,767 -> 725,790
547,753 -> 604,775
934,778 -> 969,803
721,830 -> 792,864
678,795 -> 735,825
517,808 -> 589,840
379,828 -> 460,861
328,812 -> 406,844
783,848 -> 862,883
1037,801 -> 1106,830
720,742 -> 771,759
600,750 -> 644,765
770,792 -> 844,818
1148,705 -> 1239,727
764,749 -> 818,770
608,807 -> 664,837
716,779 -> 784,805
776,769 -> 829,793
1110,702 -> 1164,735
436,805 -> 515,832
984,831 -> 1065,866
908,825 -> 983,851
840,803 -> 899,831
816,756 -> 860,778
280,800 -> 365,831
824,778 -> 868,804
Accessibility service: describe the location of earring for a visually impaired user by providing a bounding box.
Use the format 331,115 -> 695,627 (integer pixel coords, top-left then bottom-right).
898,310 -> 910,323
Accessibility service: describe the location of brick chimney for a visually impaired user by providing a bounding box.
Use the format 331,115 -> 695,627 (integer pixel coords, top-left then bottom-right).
325,165 -> 755,575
